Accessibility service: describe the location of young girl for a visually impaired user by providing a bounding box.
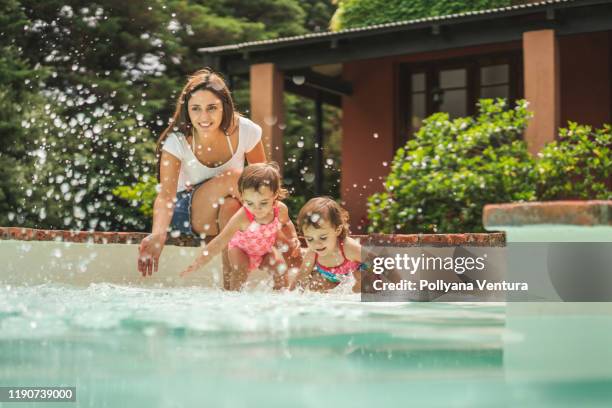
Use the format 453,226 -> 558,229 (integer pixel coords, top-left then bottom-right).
290,197 -> 366,293
180,163 -> 301,290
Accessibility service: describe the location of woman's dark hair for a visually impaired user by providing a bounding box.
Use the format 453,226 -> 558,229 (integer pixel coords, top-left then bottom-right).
156,68 -> 238,180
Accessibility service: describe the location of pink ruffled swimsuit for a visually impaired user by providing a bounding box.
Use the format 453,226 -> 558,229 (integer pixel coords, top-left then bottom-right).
228,206 -> 281,270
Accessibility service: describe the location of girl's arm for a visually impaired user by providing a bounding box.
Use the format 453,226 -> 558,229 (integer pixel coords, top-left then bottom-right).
289,250 -> 315,291
180,209 -> 246,277
276,202 -> 301,257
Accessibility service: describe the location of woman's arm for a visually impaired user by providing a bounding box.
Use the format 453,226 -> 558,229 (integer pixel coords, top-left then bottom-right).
245,141 -> 266,164
180,209 -> 246,276
138,151 -> 181,276
290,250 -> 315,291
152,151 -> 181,236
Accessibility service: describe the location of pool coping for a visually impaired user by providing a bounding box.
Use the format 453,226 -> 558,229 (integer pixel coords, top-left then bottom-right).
0,227 -> 505,247
483,200 -> 612,228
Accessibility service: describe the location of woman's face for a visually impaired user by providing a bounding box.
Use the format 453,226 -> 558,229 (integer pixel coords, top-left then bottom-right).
302,219 -> 343,257
187,89 -> 223,134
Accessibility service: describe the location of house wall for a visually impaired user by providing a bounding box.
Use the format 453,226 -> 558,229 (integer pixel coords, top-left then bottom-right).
341,59 -> 396,233
340,43 -> 521,232
559,31 -> 612,128
340,35 -> 612,231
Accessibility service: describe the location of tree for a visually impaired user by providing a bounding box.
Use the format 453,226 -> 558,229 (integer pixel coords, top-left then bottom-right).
3,0 -> 340,231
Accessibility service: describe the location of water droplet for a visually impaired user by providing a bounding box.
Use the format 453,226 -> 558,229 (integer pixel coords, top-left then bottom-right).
264,115 -> 278,126
143,327 -> 157,337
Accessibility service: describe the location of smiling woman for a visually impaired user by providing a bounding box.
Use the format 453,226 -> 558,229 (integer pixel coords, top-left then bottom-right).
137,68 -> 266,288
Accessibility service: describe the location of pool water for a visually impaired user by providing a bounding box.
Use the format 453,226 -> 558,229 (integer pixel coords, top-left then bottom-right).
1,284 -> 611,407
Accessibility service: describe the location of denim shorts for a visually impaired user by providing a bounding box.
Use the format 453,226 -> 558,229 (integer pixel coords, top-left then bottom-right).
169,181 -> 207,238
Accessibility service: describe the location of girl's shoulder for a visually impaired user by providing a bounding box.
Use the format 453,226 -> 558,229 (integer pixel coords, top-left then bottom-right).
229,206 -> 252,231
275,201 -> 290,221
342,236 -> 362,262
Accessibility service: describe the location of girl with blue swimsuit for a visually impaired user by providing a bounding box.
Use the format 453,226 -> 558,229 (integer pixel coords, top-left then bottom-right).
290,197 -> 366,293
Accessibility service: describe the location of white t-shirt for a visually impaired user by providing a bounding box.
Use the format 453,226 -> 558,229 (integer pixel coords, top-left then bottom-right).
161,116 -> 262,192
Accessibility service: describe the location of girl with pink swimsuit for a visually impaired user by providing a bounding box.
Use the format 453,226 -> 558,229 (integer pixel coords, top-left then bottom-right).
180,163 -> 301,290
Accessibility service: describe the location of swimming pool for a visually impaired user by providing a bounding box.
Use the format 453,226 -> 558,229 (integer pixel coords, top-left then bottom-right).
2,206 -> 612,408
1,282 -> 611,407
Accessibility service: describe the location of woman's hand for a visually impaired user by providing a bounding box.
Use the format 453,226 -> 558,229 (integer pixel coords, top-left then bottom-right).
138,233 -> 166,276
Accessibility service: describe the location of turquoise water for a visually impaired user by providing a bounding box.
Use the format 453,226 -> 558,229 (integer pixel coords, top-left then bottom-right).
1,284 -> 611,407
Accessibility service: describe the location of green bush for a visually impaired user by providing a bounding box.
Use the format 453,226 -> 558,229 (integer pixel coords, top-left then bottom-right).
536,122 -> 611,200
367,99 -> 536,233
331,0 -> 511,30
113,175 -> 158,222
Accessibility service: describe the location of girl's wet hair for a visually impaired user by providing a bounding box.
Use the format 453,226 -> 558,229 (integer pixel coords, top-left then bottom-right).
155,67 -> 238,180
297,197 -> 350,240
238,162 -> 287,199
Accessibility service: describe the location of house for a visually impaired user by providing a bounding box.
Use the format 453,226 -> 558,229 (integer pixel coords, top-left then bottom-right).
199,0 -> 612,231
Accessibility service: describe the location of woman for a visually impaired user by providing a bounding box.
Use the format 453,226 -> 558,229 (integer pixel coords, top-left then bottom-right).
137,68 -> 266,287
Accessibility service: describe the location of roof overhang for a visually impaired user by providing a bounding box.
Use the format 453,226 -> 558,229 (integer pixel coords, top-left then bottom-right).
200,0 -> 612,75
201,0 -> 612,106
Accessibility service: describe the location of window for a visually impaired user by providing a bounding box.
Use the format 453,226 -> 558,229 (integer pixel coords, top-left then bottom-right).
398,53 -> 522,143
480,64 -> 510,99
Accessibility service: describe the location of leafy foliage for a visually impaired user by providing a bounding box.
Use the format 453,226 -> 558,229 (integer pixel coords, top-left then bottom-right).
331,0 -> 511,30
367,99 -> 537,233
2,0 -> 338,230
536,123 -> 611,200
